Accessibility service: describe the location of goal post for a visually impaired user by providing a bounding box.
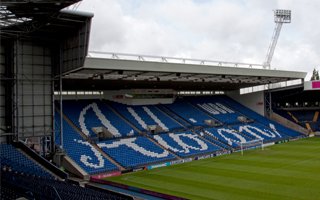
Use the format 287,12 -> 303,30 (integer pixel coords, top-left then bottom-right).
239,138 -> 264,156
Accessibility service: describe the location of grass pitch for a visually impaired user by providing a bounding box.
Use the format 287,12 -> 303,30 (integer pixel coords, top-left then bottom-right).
106,137 -> 320,200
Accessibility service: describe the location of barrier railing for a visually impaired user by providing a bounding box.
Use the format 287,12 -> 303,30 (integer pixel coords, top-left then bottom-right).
88,51 -> 265,69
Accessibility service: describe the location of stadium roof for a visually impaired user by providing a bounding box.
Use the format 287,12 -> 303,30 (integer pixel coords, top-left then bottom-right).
61,52 -> 307,91
0,0 -> 92,40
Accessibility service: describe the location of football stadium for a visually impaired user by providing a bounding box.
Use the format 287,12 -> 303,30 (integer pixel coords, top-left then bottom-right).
1,1 -> 320,200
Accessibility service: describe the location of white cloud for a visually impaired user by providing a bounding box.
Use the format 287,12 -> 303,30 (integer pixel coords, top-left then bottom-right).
78,0 -> 320,80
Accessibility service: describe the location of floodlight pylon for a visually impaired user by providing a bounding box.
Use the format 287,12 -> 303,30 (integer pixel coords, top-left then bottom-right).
263,9 -> 291,69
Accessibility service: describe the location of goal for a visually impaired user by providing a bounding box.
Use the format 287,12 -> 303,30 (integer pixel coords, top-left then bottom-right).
238,138 -> 264,156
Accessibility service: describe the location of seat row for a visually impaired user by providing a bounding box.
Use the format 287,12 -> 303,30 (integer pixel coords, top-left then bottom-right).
54,96 -> 303,174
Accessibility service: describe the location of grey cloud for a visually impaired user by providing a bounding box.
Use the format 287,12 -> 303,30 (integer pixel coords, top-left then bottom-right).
79,0 -> 320,79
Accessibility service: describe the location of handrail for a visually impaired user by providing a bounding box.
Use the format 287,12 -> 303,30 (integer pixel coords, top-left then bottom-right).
14,141 -> 69,179
51,186 -> 63,200
88,51 -> 265,69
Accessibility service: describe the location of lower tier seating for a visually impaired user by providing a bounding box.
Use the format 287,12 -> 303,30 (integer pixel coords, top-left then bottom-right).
230,122 -> 285,142
204,127 -> 252,148
153,131 -> 222,157
55,112 -> 119,174
98,136 -> 176,169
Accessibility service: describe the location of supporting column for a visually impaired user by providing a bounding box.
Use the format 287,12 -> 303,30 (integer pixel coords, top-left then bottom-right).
4,40 -> 14,142
264,86 -> 272,118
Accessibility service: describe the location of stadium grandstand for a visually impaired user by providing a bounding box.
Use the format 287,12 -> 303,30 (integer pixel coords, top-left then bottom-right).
1,1 -> 319,199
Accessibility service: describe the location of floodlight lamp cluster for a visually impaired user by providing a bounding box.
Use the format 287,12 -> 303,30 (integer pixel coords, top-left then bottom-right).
274,9 -> 291,23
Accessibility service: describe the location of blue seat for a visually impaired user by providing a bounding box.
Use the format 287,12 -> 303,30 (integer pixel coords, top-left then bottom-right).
165,100 -> 213,126
62,100 -> 138,138
110,102 -> 183,132
0,144 -> 53,178
98,136 -> 175,168
54,112 -> 119,174
153,131 -> 222,157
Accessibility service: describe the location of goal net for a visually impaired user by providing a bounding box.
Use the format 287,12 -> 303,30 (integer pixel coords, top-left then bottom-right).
238,138 -> 264,156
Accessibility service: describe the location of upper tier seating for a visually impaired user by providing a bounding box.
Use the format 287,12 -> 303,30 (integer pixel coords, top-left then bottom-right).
291,110 -> 317,122
0,144 -> 53,178
110,102 -> 183,132
153,131 -> 222,157
98,136 -> 175,169
54,112 -> 119,174
165,99 -> 214,127
62,100 -> 137,138
275,109 -> 320,132
187,97 -> 247,125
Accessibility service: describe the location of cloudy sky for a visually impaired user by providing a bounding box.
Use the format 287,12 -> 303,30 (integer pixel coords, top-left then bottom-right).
77,0 -> 320,80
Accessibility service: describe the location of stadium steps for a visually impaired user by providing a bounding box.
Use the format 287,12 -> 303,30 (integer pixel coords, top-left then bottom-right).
227,125 -> 256,141
201,129 -> 233,149
287,111 -> 299,123
188,101 -> 230,125
193,130 -> 230,151
14,142 -> 68,180
313,111 -> 319,122
305,123 -> 312,132
60,111 -> 126,171
1,144 -> 57,179
270,112 -> 309,135
104,100 -> 143,134
144,133 -> 182,160
156,104 -> 192,128
90,142 -> 126,171
143,106 -> 168,131
186,101 -> 217,121
153,105 -> 188,131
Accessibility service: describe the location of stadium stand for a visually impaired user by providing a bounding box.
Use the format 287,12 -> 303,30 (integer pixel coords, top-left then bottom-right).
187,96 -> 247,125
197,130 -> 232,149
55,112 -> 119,174
109,101 -> 183,132
231,122 -> 284,142
98,136 -> 176,169
275,109 -> 320,132
203,127 -> 251,148
62,100 -> 137,138
156,104 -> 192,128
164,99 -> 215,127
212,96 -> 303,137
0,144 -> 53,178
153,131 -> 222,157
53,95 -> 304,172
1,169 -> 132,200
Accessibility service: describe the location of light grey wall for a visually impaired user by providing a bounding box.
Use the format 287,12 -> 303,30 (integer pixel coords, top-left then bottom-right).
15,41 -> 53,138
227,90 -> 265,116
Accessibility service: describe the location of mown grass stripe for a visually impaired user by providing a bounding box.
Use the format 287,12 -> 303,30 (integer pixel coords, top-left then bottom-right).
107,137 -> 320,200
146,168 -> 319,199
